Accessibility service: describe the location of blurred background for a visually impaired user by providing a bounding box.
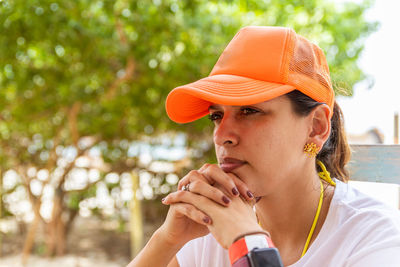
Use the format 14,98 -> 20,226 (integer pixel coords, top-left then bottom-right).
0,0 -> 398,266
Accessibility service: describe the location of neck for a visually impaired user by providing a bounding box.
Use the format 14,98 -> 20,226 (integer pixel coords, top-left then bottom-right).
255,167 -> 335,256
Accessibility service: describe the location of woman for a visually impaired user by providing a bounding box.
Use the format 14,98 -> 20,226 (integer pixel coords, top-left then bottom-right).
128,26 -> 400,267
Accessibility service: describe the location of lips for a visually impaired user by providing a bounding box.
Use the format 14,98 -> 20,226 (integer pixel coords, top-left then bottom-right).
219,157 -> 246,173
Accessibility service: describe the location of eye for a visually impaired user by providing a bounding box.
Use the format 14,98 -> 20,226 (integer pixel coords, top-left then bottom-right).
208,112 -> 223,122
240,107 -> 259,115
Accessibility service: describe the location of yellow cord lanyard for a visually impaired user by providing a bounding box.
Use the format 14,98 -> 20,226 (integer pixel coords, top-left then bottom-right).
256,160 -> 336,258
301,160 -> 336,257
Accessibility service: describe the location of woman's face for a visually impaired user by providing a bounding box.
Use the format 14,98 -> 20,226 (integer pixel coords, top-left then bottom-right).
209,95 -> 311,197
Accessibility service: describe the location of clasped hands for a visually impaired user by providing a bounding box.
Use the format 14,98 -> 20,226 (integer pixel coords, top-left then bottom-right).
161,164 -> 264,249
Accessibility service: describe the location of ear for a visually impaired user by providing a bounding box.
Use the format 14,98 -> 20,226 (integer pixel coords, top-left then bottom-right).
307,104 -> 331,149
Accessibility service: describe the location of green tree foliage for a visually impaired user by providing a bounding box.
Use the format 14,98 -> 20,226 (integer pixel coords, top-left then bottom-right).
0,0 -> 377,144
0,0 -> 377,257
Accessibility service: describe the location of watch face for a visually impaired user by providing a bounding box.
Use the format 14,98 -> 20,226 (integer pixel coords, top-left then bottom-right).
248,248 -> 284,267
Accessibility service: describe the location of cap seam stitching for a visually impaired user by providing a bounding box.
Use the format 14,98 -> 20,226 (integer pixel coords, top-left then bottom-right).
281,29 -> 292,83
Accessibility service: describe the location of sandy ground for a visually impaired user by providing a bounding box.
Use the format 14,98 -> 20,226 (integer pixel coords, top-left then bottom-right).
0,254 -> 124,267
0,216 -> 157,267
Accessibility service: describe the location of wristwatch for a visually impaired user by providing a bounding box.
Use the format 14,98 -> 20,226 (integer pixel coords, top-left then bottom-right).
229,234 -> 284,267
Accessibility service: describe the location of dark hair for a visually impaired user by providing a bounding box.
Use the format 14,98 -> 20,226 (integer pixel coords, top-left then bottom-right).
286,90 -> 351,182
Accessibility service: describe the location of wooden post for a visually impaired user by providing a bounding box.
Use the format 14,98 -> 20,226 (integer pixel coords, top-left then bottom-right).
130,171 -> 143,258
394,112 -> 399,144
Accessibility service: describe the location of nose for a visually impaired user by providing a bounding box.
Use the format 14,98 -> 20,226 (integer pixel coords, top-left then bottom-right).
213,114 -> 239,147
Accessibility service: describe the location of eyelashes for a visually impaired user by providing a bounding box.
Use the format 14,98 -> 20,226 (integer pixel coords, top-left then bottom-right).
241,107 -> 259,115
208,112 -> 222,121
208,107 -> 260,122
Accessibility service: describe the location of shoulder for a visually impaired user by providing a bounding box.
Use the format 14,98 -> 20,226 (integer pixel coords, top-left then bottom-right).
327,179 -> 400,247
294,180 -> 400,266
176,234 -> 230,267
332,179 -> 400,228
330,179 -> 400,266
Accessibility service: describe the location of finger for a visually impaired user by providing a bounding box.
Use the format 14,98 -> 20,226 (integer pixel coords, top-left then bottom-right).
163,190 -> 225,221
226,173 -> 254,200
178,170 -> 211,190
198,164 -> 209,172
199,164 -> 240,197
162,190 -> 188,205
172,203 -> 212,225
163,187 -> 230,207
178,165 -> 254,200
176,173 -> 232,206
199,164 -> 254,200
189,179 -> 232,206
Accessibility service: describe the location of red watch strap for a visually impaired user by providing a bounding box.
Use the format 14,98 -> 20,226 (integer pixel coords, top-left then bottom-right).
231,254 -> 251,267
229,234 -> 275,265
229,238 -> 248,264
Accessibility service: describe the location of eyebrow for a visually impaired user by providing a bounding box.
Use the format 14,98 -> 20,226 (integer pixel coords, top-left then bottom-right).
208,104 -> 264,112
208,104 -> 221,111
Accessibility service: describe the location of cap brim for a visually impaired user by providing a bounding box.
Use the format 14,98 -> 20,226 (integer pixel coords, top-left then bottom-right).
166,74 -> 296,123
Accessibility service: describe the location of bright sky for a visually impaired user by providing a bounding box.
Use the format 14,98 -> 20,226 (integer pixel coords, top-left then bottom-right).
336,0 -> 400,144
334,0 -> 399,207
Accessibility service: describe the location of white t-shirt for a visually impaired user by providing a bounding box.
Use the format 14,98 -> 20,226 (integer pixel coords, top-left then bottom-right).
176,179 -> 400,267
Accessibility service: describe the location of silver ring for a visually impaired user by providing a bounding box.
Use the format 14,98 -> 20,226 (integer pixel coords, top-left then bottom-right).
182,183 -> 190,192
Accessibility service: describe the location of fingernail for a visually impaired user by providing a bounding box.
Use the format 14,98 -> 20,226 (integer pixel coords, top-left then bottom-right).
246,191 -> 254,198
203,216 -> 211,224
255,196 -> 262,203
232,187 -> 239,196
161,198 -> 166,203
222,196 -> 230,204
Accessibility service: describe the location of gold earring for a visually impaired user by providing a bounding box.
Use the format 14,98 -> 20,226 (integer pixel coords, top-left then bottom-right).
304,142 -> 320,157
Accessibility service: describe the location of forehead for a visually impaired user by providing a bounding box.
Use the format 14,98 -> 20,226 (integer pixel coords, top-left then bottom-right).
208,95 -> 290,111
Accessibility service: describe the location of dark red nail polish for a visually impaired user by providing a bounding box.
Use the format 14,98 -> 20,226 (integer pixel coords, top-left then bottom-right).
247,191 -> 254,198
232,187 -> 239,196
255,196 -> 262,203
161,198 -> 166,202
203,216 -> 210,224
222,196 -> 230,204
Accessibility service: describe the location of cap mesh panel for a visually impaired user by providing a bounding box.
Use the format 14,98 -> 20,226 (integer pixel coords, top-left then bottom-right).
288,34 -> 332,104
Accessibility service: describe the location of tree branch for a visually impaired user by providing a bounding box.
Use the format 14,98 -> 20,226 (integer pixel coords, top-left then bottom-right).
103,19 -> 136,100
68,102 -> 82,147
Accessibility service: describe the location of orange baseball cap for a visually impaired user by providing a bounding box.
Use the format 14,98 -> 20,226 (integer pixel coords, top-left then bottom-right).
166,26 -> 334,123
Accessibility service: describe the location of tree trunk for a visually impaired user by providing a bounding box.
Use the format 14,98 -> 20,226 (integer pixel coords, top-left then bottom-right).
22,201 -> 41,265
46,191 -> 67,256
65,208 -> 78,237
55,212 -> 66,256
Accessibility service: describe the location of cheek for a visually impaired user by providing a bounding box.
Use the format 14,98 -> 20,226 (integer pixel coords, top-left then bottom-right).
252,126 -> 287,153
250,125 -> 303,170
250,131 -> 284,168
